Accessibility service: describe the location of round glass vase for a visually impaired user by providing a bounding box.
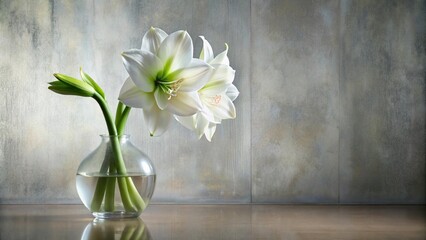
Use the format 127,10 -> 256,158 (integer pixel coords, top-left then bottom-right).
76,135 -> 156,219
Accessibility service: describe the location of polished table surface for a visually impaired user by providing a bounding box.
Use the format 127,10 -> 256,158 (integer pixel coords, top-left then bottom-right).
0,204 -> 425,239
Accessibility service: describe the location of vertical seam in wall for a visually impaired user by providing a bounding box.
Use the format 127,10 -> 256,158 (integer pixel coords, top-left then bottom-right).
249,0 -> 253,204
337,0 -> 343,204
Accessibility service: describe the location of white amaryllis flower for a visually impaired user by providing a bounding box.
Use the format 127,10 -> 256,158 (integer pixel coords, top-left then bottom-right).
176,36 -> 239,141
119,27 -> 213,136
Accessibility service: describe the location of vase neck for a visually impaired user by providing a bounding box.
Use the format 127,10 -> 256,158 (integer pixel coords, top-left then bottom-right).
100,134 -> 130,143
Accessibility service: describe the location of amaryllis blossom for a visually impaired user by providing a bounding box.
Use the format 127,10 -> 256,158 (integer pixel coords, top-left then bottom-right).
176,36 -> 239,141
49,26 -> 241,218
119,27 -> 213,136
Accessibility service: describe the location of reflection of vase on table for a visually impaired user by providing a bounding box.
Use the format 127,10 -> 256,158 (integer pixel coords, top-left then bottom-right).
81,218 -> 152,240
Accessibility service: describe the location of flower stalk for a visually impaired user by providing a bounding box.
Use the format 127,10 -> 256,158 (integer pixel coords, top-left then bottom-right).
49,71 -> 146,213
92,92 -> 145,212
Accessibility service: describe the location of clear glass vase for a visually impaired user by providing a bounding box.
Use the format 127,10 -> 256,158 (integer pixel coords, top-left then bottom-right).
76,135 -> 156,219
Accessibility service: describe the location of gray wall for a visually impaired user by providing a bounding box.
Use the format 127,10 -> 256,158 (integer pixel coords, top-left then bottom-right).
0,0 -> 424,204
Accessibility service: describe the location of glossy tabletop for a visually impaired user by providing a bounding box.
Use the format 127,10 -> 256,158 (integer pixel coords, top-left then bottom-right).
0,204 -> 425,239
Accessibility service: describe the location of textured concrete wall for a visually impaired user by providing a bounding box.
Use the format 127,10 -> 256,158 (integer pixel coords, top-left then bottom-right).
251,0 -> 340,203
339,0 -> 426,203
0,0 -> 424,204
0,0 -> 251,204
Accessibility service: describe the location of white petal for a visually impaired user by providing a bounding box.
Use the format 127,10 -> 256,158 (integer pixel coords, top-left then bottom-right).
174,114 -> 196,131
154,87 -> 169,110
118,77 -> 155,109
210,43 -> 229,65
158,30 -> 193,75
172,59 -> 213,92
204,123 -> 217,142
121,49 -> 162,92
141,27 -> 168,54
201,64 -> 235,95
143,104 -> 172,136
205,94 -> 236,119
200,105 -> 220,124
199,36 -> 214,62
214,116 -> 223,123
195,113 -> 209,139
167,91 -> 202,116
226,84 -> 239,101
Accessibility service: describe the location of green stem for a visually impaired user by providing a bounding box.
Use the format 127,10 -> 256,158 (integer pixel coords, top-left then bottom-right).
115,102 -> 124,127
91,95 -> 146,213
104,179 -> 116,211
93,93 -> 135,212
93,94 -> 128,176
104,103 -> 128,211
126,178 -> 146,210
104,159 -> 116,211
90,145 -> 113,211
115,105 -> 146,210
117,106 -> 131,135
90,178 -> 107,211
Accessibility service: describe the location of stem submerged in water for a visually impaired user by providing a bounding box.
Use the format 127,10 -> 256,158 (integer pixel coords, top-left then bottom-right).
90,93 -> 145,212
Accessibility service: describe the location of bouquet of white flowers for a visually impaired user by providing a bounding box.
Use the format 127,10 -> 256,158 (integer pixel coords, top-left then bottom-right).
48,27 -> 239,217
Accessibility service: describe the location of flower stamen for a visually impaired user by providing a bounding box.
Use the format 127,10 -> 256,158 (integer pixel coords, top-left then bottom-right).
211,95 -> 221,105
156,78 -> 184,100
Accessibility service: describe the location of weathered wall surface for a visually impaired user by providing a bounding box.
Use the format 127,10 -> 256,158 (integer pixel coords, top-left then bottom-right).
338,0 -> 426,203
0,0 -> 424,204
251,0 -> 340,203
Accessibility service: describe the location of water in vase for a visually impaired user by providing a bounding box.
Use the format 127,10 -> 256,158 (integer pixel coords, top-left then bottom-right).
76,172 -> 156,218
